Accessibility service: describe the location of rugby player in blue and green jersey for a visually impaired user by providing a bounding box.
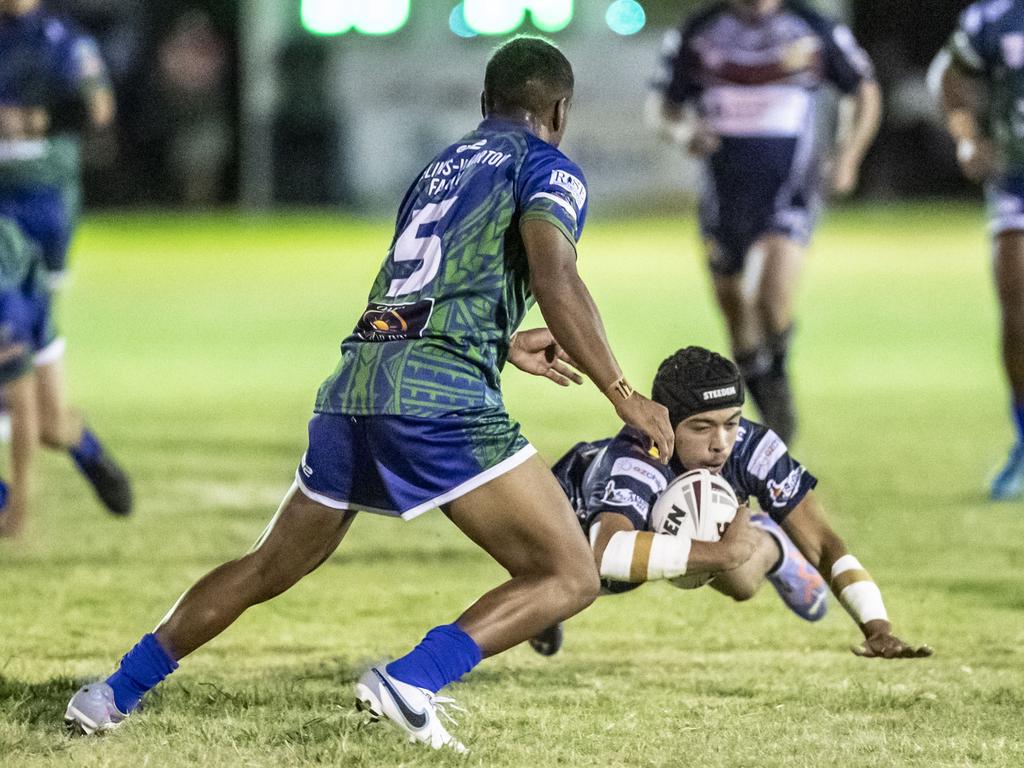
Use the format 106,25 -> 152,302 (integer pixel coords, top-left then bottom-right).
935,0 -> 1024,499
66,37 -> 676,752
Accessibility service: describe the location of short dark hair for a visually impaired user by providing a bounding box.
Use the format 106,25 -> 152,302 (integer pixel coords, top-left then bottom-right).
484,36 -> 574,116
652,346 -> 745,428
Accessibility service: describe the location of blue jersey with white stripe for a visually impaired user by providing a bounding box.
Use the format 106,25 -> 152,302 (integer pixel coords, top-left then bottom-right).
653,1 -> 873,139
552,418 -> 817,537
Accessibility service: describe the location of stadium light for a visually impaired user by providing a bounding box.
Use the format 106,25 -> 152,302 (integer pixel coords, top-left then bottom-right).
606,0 -> 646,36
355,0 -> 410,35
449,3 -> 478,38
299,0 -> 410,36
528,0 -> 573,33
463,0 -> 526,35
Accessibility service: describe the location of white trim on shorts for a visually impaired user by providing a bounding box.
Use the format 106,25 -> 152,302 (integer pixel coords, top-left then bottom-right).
990,215 -> 1024,236
33,336 -> 66,367
294,442 -> 538,521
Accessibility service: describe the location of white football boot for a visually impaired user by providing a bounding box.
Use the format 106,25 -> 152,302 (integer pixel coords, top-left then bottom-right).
355,666 -> 467,753
64,682 -> 128,735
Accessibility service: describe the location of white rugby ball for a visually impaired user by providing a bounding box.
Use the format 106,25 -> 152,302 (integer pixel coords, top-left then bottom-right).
649,469 -> 739,589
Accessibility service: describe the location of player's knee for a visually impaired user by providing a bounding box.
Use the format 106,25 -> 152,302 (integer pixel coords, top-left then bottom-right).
557,562 -> 601,613
724,581 -> 760,602
39,425 -> 64,449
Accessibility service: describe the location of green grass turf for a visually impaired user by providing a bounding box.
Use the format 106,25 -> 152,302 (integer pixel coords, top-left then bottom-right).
1,204 -> 1023,767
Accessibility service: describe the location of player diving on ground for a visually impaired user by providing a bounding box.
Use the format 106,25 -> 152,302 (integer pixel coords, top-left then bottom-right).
529,346 -> 932,661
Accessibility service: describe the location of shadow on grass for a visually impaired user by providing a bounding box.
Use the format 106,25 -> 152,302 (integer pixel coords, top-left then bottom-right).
0,673 -> 82,731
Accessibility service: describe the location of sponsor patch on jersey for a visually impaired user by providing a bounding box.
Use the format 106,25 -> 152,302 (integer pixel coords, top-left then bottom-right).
1003,33 -> 1024,68
746,430 -> 786,480
355,298 -> 435,342
767,466 -> 805,508
549,170 -> 587,210
611,457 -> 667,494
600,480 -> 650,517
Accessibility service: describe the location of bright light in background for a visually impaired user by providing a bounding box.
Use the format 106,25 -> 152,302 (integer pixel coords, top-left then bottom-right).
463,0 -> 526,35
528,0 -> 573,33
301,0 -> 357,35
449,3 -> 477,38
606,0 -> 646,36
356,0 -> 410,35
300,0 -> 410,36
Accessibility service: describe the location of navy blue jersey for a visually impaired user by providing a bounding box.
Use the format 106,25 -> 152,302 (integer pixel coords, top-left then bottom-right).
0,7 -> 110,188
653,1 -> 873,138
552,418 -> 817,539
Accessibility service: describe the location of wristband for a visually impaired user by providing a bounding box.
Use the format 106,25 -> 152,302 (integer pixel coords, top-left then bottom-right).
830,554 -> 888,625
606,376 -> 635,401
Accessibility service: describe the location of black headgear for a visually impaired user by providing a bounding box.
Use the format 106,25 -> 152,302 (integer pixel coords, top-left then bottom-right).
651,347 -> 745,428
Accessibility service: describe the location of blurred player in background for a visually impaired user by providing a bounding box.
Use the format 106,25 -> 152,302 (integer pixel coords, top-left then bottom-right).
648,0 -> 881,443
0,216 -> 40,538
65,37 -> 674,752
0,0 -> 131,518
530,347 -> 931,661
934,0 -> 1024,499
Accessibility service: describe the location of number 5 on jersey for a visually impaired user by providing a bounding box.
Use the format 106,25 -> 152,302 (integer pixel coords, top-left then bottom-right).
387,197 -> 458,298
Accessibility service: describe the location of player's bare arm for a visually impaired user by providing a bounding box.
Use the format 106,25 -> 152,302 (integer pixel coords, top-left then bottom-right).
937,60 -> 998,182
832,79 -> 882,195
590,507 -> 758,585
781,492 -> 932,659
521,218 -> 674,460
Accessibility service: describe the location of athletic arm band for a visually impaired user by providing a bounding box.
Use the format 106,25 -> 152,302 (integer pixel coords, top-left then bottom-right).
830,554 -> 888,625
599,530 -> 691,583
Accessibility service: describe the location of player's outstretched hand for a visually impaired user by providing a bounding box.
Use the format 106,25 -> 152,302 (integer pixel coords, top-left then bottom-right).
852,631 -> 933,660
508,327 -> 584,387
614,393 -> 674,463
957,137 -> 999,184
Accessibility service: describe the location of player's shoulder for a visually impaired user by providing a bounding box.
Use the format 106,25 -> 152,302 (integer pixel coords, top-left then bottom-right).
781,0 -> 843,35
727,417 -> 791,481
523,132 -> 585,179
960,0 -> 1018,33
599,427 -> 673,487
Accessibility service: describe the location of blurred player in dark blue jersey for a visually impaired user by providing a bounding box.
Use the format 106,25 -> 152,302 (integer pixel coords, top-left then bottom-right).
649,0 -> 881,443
0,0 -> 131,518
934,0 -> 1024,499
529,347 -> 931,661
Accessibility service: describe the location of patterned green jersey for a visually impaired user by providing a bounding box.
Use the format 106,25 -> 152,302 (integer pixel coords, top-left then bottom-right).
316,118 -> 589,417
0,216 -> 36,292
948,0 -> 1024,174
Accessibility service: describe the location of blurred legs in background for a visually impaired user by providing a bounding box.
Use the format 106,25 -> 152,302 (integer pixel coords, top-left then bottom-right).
711,234 -> 804,444
991,230 -> 1024,500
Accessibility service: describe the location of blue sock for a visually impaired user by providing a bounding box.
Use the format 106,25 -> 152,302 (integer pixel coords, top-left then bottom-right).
386,623 -> 482,693
69,428 -> 103,471
1014,401 -> 1024,445
105,634 -> 178,714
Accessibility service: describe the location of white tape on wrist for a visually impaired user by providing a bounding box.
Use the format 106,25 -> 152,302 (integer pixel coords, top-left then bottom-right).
831,554 -> 888,625
599,530 -> 691,583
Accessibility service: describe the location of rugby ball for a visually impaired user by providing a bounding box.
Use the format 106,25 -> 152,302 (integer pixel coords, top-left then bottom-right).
649,469 -> 739,589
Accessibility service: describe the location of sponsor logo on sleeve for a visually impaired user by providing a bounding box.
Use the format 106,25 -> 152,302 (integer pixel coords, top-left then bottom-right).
549,170 -> 587,210
767,467 -> 805,508
746,429 -> 786,480
600,480 -> 650,517
610,457 -> 667,494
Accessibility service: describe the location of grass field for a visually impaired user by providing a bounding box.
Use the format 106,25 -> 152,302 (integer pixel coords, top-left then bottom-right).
1,204 -> 1022,767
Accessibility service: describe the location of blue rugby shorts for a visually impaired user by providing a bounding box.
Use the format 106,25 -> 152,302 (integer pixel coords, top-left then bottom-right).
295,410 -> 535,520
